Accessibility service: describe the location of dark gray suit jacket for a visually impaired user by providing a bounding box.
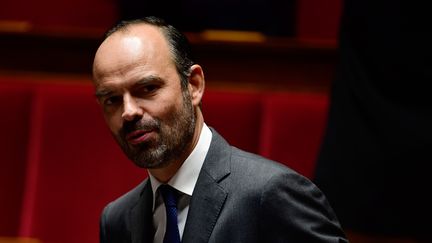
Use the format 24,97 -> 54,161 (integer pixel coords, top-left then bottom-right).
100,130 -> 347,243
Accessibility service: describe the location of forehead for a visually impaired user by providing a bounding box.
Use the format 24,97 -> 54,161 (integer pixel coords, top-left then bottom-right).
92,24 -> 174,81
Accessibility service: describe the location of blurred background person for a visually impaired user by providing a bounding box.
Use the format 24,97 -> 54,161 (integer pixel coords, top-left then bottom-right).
314,0 -> 432,242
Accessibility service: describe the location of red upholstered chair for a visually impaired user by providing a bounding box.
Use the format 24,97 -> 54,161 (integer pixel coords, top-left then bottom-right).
202,90 -> 262,154
259,92 -> 329,179
0,82 -> 34,237
19,83 -> 146,243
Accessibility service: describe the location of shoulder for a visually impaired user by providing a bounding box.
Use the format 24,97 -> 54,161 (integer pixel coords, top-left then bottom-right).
208,129 -> 312,191
230,146 -> 305,184
226,145 -> 325,207
230,146 -> 331,208
208,128 -> 302,181
229,147 -> 347,241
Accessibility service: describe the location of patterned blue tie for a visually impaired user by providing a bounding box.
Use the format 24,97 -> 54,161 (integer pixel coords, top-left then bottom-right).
159,185 -> 181,243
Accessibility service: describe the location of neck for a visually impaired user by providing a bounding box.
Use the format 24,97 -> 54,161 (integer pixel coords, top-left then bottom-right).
149,110 -> 204,183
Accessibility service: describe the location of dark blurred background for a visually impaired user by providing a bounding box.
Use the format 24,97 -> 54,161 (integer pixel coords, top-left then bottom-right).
0,0 -> 340,82
118,0 -> 296,36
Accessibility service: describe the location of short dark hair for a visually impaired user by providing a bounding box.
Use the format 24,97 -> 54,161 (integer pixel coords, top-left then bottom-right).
104,16 -> 195,90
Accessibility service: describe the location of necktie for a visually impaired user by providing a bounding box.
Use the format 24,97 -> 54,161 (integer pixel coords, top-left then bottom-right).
159,185 -> 181,243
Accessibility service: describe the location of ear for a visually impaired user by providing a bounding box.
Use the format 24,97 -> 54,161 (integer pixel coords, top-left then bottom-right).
187,64 -> 205,107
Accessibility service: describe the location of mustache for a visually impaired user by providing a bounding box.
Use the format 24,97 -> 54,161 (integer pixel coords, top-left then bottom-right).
120,117 -> 160,137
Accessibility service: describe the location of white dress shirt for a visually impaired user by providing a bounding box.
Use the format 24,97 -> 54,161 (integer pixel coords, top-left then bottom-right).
149,123 -> 212,243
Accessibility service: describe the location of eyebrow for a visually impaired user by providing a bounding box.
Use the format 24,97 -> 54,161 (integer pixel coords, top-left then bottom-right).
94,75 -> 165,98
135,75 -> 165,86
95,88 -> 113,98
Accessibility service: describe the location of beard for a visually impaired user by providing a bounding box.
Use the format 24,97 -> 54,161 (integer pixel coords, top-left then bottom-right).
114,89 -> 196,169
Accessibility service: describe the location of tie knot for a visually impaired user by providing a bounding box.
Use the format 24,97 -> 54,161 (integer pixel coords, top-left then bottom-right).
159,185 -> 178,208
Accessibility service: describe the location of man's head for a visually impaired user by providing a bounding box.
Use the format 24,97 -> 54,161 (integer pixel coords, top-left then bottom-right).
103,17 -> 195,91
92,17 -> 205,178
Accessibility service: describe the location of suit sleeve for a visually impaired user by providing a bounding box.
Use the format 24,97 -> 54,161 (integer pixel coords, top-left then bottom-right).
258,171 -> 348,243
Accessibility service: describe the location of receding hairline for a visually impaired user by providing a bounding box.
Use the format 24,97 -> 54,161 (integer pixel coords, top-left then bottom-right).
94,17 -> 194,90
95,22 -> 172,63
103,22 -> 166,43
92,23 -> 171,81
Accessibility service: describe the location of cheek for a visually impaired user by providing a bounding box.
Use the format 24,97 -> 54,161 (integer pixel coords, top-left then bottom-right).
103,112 -> 123,133
149,91 -> 183,116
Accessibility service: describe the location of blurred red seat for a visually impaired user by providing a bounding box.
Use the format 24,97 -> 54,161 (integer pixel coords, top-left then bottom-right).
259,92 -> 329,179
0,82 -> 34,237
202,90 -> 262,154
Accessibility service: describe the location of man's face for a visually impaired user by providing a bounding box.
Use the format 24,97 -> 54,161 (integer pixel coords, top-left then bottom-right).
92,25 -> 196,169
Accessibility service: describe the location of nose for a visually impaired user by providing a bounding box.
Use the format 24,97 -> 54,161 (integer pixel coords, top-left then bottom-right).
121,94 -> 143,121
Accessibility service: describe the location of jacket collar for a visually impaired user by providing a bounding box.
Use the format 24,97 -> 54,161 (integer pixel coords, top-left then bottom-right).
182,129 -> 231,242
130,180 -> 154,243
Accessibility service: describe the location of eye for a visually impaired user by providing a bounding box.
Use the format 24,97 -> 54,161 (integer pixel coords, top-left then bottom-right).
135,84 -> 159,97
103,95 -> 122,106
144,85 -> 158,93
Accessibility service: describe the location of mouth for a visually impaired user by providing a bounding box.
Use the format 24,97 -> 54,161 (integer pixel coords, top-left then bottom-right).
125,129 -> 154,145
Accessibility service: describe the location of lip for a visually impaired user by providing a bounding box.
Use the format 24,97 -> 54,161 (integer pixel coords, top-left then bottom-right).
125,129 -> 154,145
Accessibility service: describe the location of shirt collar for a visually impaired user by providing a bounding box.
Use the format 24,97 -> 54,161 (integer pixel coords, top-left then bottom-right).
148,123 -> 212,208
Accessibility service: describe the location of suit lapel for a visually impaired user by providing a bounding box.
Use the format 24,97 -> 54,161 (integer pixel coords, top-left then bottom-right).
130,180 -> 154,243
182,130 -> 231,243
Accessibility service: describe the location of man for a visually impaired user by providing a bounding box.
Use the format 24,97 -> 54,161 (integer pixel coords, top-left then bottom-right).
92,16 -> 347,243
